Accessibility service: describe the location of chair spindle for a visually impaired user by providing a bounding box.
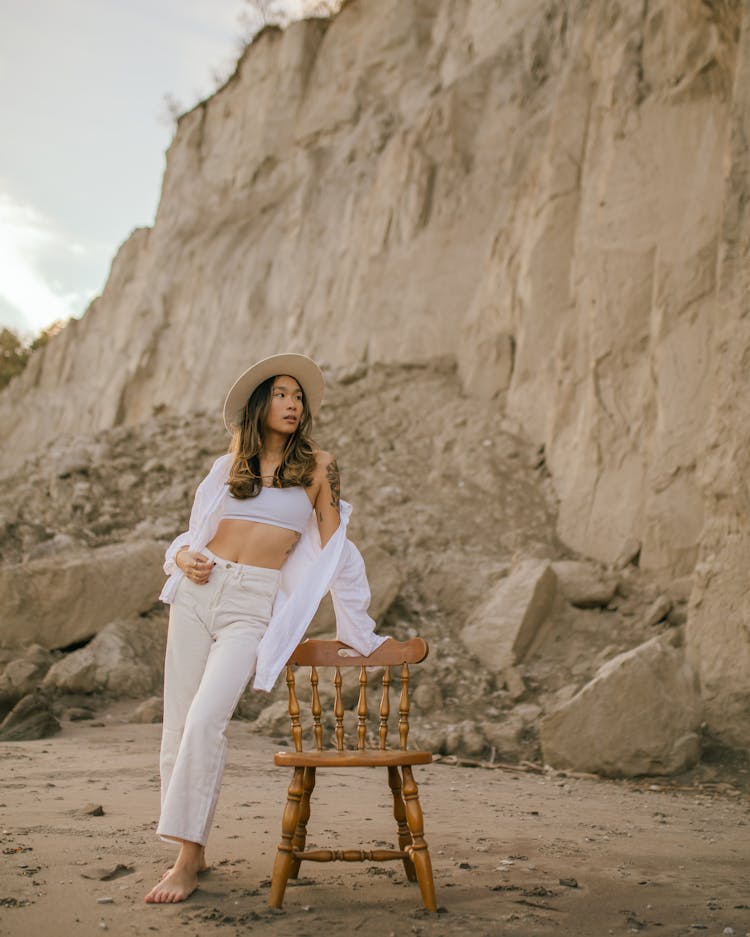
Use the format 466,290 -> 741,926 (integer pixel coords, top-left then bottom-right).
357,665 -> 368,750
379,666 -> 391,750
311,666 -> 323,751
398,662 -> 410,750
287,665 -> 302,753
334,666 -> 344,751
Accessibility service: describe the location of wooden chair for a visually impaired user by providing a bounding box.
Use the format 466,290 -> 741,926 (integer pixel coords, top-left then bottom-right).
268,637 -> 437,912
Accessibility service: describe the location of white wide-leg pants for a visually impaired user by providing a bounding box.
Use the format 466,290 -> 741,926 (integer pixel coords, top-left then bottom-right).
157,550 -> 280,846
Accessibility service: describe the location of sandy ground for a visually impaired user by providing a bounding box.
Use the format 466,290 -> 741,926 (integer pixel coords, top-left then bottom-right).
1,710 -> 748,937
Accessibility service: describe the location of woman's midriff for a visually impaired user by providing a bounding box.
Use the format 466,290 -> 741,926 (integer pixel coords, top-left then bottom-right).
206,519 -> 301,569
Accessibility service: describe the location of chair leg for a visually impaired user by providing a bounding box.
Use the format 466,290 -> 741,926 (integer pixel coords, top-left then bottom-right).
290,767 -> 316,879
269,767 -> 305,908
401,766 -> 437,912
387,766 -> 417,882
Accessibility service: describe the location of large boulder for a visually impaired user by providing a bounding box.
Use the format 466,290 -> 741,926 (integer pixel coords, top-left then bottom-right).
0,692 -> 61,741
461,560 -> 557,672
686,544 -> 750,748
43,616 -> 168,697
0,644 -> 55,708
551,560 -> 617,608
0,541 -> 167,650
540,629 -> 702,777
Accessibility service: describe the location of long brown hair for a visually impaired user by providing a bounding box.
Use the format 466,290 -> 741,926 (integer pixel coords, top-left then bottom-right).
227,375 -> 317,498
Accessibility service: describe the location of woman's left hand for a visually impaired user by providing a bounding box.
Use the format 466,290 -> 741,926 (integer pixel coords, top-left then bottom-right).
178,549 -> 215,585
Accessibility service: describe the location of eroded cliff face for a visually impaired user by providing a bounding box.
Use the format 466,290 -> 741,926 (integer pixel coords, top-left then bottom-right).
1,0 -> 748,742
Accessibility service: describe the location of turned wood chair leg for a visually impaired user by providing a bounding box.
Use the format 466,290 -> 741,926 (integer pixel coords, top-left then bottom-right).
401,766 -> 437,912
269,767 -> 305,908
290,767 -> 316,879
387,765 -> 417,882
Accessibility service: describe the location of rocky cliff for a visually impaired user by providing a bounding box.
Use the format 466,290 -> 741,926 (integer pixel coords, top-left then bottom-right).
1,0 -> 748,745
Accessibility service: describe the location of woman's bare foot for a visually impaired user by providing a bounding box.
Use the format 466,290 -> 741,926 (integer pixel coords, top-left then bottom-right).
159,861 -> 209,881
145,841 -> 204,904
145,866 -> 199,903
160,847 -> 208,880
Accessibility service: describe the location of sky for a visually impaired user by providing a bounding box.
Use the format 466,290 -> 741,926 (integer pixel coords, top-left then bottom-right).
0,0 -> 327,339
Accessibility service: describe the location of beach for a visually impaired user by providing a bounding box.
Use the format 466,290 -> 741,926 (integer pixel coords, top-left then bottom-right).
1,705 -> 748,937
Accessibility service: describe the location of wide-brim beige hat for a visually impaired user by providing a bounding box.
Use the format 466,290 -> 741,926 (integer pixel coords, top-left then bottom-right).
223,353 -> 325,430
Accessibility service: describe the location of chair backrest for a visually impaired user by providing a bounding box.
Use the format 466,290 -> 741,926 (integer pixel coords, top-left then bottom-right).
283,637 -> 429,753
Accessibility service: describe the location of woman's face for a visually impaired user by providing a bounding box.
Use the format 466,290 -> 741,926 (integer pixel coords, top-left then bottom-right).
264,374 -> 304,436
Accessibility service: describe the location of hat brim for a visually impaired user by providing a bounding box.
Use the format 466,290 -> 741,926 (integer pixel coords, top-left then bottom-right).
223,353 -> 325,431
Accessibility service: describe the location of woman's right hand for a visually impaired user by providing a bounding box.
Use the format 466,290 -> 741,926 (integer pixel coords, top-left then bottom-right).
176,548 -> 215,585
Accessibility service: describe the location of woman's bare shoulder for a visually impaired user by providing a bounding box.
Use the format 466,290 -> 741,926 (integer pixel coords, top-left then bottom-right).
313,449 -> 337,471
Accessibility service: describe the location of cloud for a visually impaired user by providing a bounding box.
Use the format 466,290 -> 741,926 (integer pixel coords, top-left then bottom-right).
0,188 -> 101,337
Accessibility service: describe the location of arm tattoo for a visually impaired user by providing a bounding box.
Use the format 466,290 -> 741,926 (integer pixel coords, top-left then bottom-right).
326,459 -> 341,510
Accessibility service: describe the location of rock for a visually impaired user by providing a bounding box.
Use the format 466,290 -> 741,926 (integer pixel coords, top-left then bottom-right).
75,803 -> 105,817
459,722 -> 487,758
65,707 -> 96,721
540,630 -> 702,777
643,594 -> 672,627
666,576 -> 693,604
81,863 -> 134,882
687,548 -> 750,747
514,703 -> 543,725
552,684 -> 580,707
234,688 -> 271,723
27,533 -> 78,561
251,700 -> 293,737
0,542 -> 167,650
461,560 -> 557,672
307,544 -> 402,637
129,518 -> 177,542
551,561 -> 617,608
442,720 -> 486,757
409,724 -> 446,753
55,447 -> 92,478
129,696 -> 163,724
412,678 -> 443,711
336,363 -> 368,385
459,332 -> 515,401
667,606 -> 688,627
116,473 -> 140,493
503,666 -> 527,701
613,539 -> 642,570
0,644 -> 54,706
0,692 -> 61,741
43,616 -> 168,697
443,723 -> 463,754
481,714 -> 525,758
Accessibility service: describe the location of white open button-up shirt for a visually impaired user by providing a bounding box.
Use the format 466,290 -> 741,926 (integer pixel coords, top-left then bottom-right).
159,453 -> 387,691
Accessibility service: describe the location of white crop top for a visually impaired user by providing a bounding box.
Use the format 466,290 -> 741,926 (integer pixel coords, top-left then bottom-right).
222,485 -> 313,534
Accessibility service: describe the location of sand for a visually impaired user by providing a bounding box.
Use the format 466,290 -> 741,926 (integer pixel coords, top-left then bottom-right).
1,707 -> 748,937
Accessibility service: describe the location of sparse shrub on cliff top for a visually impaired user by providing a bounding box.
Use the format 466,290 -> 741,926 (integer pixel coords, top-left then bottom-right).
0,329 -> 29,390
0,321 -> 66,390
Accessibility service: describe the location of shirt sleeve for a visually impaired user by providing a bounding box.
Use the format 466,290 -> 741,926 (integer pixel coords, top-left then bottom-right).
330,540 -> 389,656
162,455 -> 225,575
163,531 -> 192,576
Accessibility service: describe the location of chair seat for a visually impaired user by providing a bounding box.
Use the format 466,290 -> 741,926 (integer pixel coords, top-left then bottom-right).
274,748 -> 433,768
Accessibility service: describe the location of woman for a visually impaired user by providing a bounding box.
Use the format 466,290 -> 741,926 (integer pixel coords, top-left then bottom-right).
145,353 -> 386,904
